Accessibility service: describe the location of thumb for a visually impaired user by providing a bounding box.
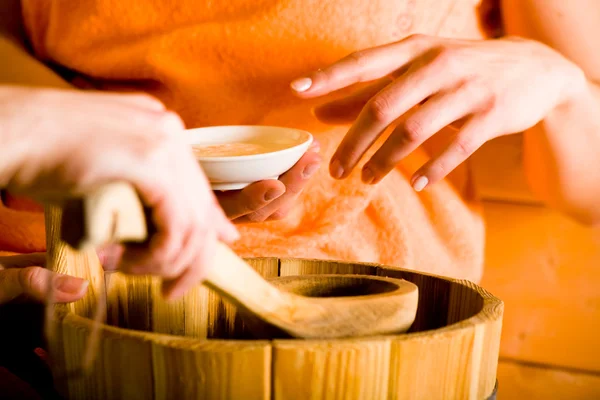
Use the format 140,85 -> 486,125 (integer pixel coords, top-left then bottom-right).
0,267 -> 89,304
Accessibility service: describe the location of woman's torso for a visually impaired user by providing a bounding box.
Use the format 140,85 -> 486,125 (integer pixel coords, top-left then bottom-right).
16,0 -> 489,280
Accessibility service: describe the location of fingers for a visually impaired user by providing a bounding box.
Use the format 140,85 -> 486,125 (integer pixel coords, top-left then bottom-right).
217,180 -> 286,220
161,231 -> 218,300
212,198 -> 240,243
97,92 -> 167,113
97,245 -> 124,271
119,192 -> 189,278
362,81 -> 487,184
411,114 -> 493,190
290,34 -> 438,97
0,267 -> 88,304
329,46 -> 474,180
313,78 -> 392,124
233,150 -> 322,223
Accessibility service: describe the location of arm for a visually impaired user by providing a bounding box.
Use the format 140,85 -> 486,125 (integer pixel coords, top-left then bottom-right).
0,0 -> 71,88
502,0 -> 600,225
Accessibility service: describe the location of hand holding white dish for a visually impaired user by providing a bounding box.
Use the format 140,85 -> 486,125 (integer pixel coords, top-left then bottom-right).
186,125 -> 313,191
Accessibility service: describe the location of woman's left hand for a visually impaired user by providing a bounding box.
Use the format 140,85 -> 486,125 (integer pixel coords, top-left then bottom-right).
0,253 -> 88,304
291,35 -> 586,190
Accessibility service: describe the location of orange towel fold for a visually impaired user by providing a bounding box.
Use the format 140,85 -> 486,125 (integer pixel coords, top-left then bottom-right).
0,193 -> 45,254
15,0 -> 487,281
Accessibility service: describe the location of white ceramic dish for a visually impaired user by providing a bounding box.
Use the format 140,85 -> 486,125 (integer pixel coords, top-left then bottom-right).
185,125 -> 313,191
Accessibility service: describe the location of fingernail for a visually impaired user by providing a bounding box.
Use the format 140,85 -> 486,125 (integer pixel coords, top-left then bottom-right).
330,159 -> 344,180
302,162 -> 321,179
290,77 -> 312,92
54,275 -> 89,295
33,348 -> 49,364
412,175 -> 429,192
362,167 -> 375,184
264,188 -> 285,202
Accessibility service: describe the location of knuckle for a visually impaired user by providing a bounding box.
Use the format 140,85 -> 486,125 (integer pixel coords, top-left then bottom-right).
285,182 -> 303,196
406,33 -> 428,45
238,193 -> 266,214
347,50 -> 369,69
157,111 -> 185,133
269,209 -> 290,221
154,234 -> 182,265
463,79 -> 494,107
433,47 -> 458,69
128,109 -> 156,129
246,210 -> 270,223
315,67 -> 332,83
482,92 -> 499,112
402,117 -> 426,142
19,267 -> 43,292
427,158 -> 450,179
130,93 -> 163,107
455,136 -> 477,156
367,95 -> 396,123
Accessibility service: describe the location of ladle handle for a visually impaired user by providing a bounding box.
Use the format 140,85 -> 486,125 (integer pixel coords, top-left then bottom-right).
60,182 -> 286,309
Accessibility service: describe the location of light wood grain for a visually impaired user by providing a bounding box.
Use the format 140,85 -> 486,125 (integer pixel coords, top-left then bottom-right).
273,338 -> 391,400
45,204 -> 104,319
471,134 -> 541,205
481,201 -> 600,372
202,258 -> 279,339
151,336 -> 272,400
380,267 -> 503,400
61,314 -> 154,400
47,228 -> 502,399
279,258 -> 378,277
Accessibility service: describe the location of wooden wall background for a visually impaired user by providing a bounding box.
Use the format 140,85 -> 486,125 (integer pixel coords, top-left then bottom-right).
472,135 -> 600,399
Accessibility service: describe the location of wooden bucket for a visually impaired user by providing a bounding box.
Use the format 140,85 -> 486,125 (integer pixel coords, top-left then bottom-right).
45,206 -> 503,400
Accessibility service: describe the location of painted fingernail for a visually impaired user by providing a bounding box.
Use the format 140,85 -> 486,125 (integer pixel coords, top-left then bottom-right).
264,188 -> 285,201
34,348 -> 49,364
330,159 -> 344,179
55,275 -> 89,295
302,162 -> 321,179
290,77 -> 312,92
412,175 -> 429,192
362,167 -> 375,184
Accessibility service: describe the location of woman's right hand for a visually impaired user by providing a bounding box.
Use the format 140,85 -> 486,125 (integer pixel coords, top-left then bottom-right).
1,86 -> 238,299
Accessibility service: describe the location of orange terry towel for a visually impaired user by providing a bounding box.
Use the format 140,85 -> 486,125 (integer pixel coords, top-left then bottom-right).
14,0 -> 487,281
0,193 -> 45,254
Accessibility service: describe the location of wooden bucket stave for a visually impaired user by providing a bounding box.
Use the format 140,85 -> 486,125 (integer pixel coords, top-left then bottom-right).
45,206 -> 503,400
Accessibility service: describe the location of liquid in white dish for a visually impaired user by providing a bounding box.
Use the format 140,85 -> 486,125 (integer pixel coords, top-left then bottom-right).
192,142 -> 286,157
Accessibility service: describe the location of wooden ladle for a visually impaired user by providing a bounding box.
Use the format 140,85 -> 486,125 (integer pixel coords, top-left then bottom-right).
60,182 -> 418,339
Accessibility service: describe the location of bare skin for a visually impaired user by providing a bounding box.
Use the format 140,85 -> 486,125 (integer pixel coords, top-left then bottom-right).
0,0 -> 599,303
0,0 -> 321,225
0,86 -> 238,302
291,0 -> 600,225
